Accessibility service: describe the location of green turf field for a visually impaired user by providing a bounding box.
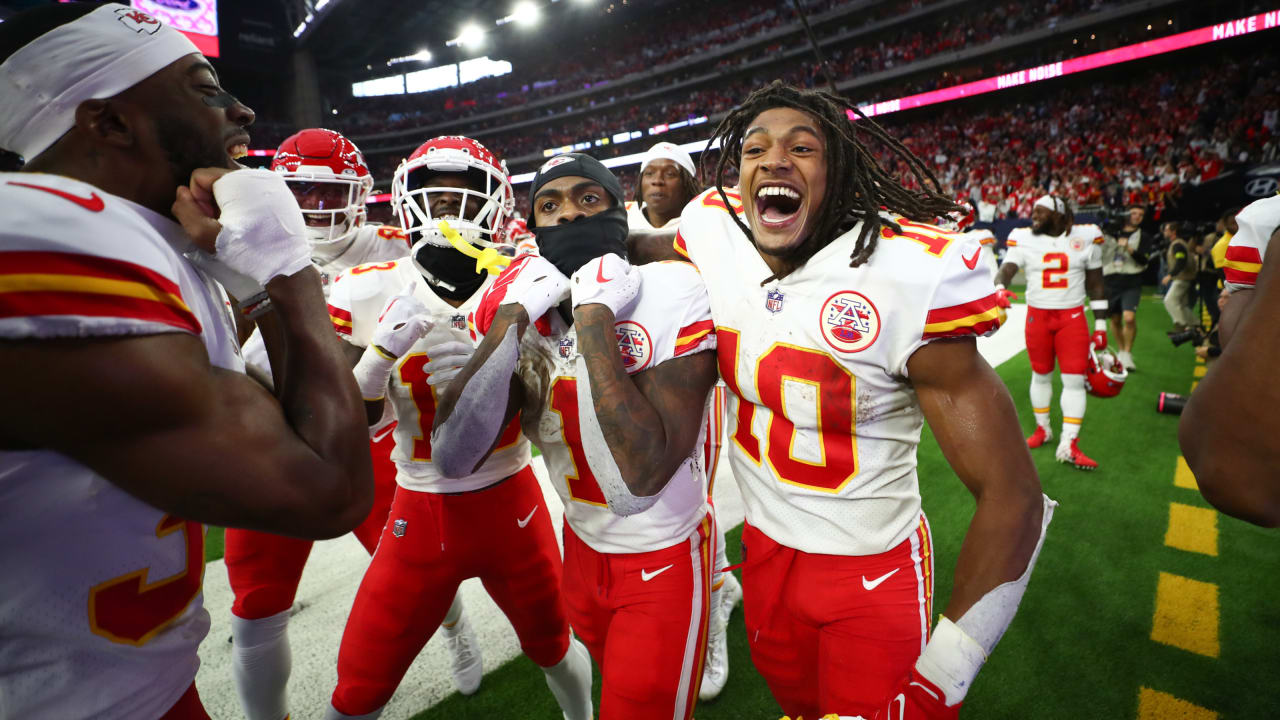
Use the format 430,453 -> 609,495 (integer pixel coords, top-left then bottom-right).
205,296 -> 1280,719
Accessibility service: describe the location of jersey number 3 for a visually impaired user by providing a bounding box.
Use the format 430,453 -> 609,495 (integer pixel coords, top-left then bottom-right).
719,329 -> 859,492
89,515 -> 204,646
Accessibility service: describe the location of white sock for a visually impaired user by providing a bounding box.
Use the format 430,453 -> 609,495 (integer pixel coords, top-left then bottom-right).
1030,372 -> 1053,428
231,609 -> 293,720
441,593 -> 463,629
1060,373 -> 1086,442
542,637 -> 593,720
323,703 -> 383,720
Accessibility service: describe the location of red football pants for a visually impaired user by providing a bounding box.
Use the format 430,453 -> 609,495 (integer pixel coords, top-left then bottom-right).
562,515 -> 714,720
331,465 -> 569,714
1024,305 -> 1089,375
741,517 -> 934,719
158,683 -> 210,720
224,435 -> 398,619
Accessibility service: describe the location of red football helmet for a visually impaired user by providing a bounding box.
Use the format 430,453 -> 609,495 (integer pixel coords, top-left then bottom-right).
271,129 -> 374,249
1086,348 -> 1128,397
391,136 -> 513,256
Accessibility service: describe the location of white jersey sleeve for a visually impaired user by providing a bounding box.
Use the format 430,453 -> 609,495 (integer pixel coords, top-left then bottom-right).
1225,194 -> 1280,290
0,175 -> 204,341
332,260 -> 531,493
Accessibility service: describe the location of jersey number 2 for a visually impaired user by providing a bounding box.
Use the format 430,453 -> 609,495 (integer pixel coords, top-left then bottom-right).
1042,252 -> 1069,288
719,329 -> 859,492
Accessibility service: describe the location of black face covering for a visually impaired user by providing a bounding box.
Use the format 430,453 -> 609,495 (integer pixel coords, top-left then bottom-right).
534,205 -> 629,278
414,243 -> 486,301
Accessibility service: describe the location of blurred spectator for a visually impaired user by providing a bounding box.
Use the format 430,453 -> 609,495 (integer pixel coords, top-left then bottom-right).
1161,221 -> 1198,332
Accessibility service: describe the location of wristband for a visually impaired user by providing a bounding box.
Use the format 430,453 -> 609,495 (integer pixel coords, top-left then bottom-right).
1095,319 -> 1108,332
352,343 -> 397,401
915,616 -> 987,707
1090,299 -> 1108,312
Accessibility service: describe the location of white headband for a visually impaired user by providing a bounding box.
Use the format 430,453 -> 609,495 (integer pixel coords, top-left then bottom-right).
0,3 -> 200,160
1034,195 -> 1066,214
640,141 -> 696,179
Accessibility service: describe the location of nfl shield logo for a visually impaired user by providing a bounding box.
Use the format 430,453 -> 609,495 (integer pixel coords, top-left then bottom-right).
451,314 -> 466,330
766,289 -> 785,314
559,337 -> 575,359
392,518 -> 407,538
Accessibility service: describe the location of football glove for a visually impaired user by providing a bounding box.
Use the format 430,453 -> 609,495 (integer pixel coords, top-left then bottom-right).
570,253 -> 641,315
370,283 -> 433,359
994,284 -> 1018,309
872,667 -> 960,720
1091,329 -> 1108,351
498,254 -> 570,321
423,340 -> 475,389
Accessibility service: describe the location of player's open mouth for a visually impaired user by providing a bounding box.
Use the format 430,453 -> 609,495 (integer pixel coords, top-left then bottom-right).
754,182 -> 804,229
226,134 -> 250,160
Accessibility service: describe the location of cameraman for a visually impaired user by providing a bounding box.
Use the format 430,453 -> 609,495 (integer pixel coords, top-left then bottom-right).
1104,204 -> 1154,370
1161,222 -> 1199,332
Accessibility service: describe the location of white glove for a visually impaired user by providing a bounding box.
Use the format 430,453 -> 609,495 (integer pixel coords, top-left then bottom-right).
370,284 -> 433,359
184,248 -> 264,304
570,253 -> 641,315
209,168 -> 312,286
423,340 -> 475,388
498,254 -> 569,320
352,284 -> 432,401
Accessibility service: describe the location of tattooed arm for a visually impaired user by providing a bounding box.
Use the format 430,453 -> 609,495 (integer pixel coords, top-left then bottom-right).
573,304 -> 718,496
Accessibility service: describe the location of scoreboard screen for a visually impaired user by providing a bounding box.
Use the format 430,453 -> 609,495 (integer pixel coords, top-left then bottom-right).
132,0 -> 220,57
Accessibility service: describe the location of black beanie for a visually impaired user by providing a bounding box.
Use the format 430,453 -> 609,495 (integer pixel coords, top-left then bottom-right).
527,153 -> 624,228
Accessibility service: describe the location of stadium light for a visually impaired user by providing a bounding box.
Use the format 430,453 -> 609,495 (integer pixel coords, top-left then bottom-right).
453,24 -> 484,48
512,2 -> 541,26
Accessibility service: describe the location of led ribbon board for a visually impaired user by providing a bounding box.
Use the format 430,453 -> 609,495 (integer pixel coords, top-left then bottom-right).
132,0 -> 219,57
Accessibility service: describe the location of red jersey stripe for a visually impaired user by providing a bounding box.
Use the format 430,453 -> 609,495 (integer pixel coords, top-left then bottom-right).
1,250 -> 183,297
925,293 -> 999,325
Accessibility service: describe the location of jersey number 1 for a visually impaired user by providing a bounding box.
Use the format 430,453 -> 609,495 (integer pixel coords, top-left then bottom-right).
549,377 -> 608,506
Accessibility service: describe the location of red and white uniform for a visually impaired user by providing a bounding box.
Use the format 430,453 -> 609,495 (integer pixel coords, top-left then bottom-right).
1224,194 -> 1279,291
675,187 -> 1003,717
0,173 -> 243,719
472,258 -> 717,720
1003,224 -> 1103,374
225,223 -> 410,620
957,227 -> 999,278
323,258 -> 567,715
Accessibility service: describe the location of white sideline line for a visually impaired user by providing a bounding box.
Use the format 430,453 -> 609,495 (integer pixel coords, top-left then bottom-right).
195,307 -> 1027,719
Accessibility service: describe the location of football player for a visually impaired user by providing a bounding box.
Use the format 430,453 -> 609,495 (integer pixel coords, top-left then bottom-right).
650,81 -> 1052,719
0,5 -> 373,718
995,195 -> 1109,470
321,136 -> 592,720
1180,194 -> 1280,526
627,140 -> 744,701
224,128 -> 479,720
433,153 -> 720,720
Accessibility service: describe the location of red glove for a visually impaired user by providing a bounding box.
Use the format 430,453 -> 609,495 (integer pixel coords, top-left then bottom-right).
994,285 -> 1017,308
872,667 -> 961,720
1091,329 -> 1108,350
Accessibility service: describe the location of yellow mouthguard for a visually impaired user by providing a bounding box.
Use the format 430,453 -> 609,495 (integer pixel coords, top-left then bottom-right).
438,219 -> 511,276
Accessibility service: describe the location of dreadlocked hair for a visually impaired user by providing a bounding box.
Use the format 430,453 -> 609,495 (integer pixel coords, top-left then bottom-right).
702,81 -> 961,282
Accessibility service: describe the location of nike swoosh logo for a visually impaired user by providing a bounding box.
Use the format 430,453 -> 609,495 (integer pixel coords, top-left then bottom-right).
516,506 -> 538,528
640,564 -> 674,582
1070,312 -> 1083,319
910,681 -> 942,701
7,181 -> 105,212
862,568 -> 900,590
963,248 -> 981,270
891,693 -> 906,720
596,261 -> 611,283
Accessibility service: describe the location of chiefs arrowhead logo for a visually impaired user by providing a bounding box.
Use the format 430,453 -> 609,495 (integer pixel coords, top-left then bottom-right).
115,7 -> 162,34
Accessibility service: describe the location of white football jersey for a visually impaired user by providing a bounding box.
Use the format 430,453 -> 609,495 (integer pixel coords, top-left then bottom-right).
327,259 -> 531,493
676,187 -> 1004,556
957,228 -> 999,277
1224,194 -> 1279,291
626,200 -> 680,230
472,260 -> 716,554
1003,224 -> 1103,309
0,172 -> 243,719
241,223 -> 411,378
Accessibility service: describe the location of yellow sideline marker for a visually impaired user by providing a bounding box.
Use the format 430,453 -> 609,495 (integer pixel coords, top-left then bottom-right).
1151,572 -> 1219,657
1173,456 -> 1198,490
1138,688 -> 1218,719
1193,365 -> 1207,378
1164,503 -> 1218,556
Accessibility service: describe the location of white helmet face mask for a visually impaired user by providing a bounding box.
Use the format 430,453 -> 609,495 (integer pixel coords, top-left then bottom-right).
392,151 -> 512,254
284,171 -> 372,249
